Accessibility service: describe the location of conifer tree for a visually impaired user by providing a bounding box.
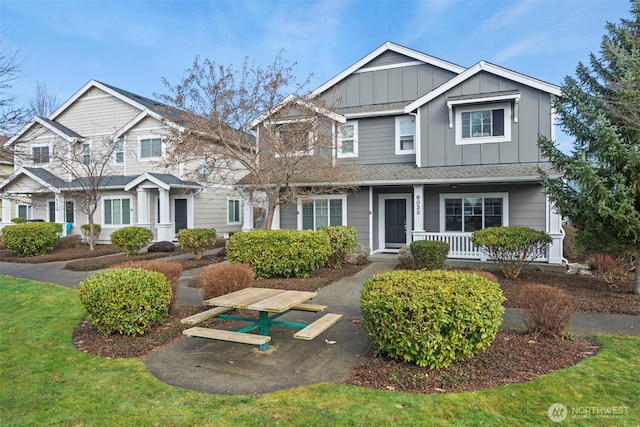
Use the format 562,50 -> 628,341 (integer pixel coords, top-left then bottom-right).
539,1 -> 640,294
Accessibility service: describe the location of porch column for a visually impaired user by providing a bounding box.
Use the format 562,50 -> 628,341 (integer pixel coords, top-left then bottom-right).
54,194 -> 65,224
546,196 -> 564,264
1,194 -> 11,226
156,188 -> 172,241
136,188 -> 151,228
272,203 -> 280,230
242,191 -> 253,231
413,185 -> 425,238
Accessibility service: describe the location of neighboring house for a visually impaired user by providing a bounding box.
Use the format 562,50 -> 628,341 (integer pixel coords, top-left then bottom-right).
0,142 -> 17,223
0,80 -> 245,242
246,42 -> 564,264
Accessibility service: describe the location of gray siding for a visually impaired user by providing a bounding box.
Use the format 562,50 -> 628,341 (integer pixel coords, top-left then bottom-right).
356,116 -> 415,165
346,190 -> 370,248
419,72 -> 554,167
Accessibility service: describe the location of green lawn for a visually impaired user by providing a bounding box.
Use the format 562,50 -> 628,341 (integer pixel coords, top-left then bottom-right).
1,274 -> 638,426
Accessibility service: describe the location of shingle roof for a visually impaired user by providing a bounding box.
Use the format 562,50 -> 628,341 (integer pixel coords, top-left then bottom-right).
38,117 -> 84,140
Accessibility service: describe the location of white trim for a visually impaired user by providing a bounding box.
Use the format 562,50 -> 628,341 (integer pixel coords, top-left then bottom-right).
311,42 -> 465,98
378,193 -> 412,251
101,195 -> 133,228
405,61 -> 561,113
30,143 -> 52,167
413,110 -> 421,167
343,109 -> 405,119
454,102 -> 512,145
354,60 -> 425,74
227,197 -> 242,225
16,203 -> 32,220
438,192 -> 509,233
250,94 -> 346,128
447,93 -> 520,127
395,116 -> 416,155
296,194 -> 348,230
337,120 -> 358,158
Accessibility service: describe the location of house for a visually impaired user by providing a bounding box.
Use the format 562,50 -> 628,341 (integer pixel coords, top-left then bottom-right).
245,42 -> 564,264
0,80 -> 245,242
0,142 -> 18,222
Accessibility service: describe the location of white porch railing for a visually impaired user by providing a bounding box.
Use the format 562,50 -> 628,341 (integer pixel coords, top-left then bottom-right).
412,232 -> 486,260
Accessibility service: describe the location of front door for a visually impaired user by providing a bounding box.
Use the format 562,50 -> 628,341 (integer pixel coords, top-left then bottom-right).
385,198 -> 406,248
174,199 -> 187,233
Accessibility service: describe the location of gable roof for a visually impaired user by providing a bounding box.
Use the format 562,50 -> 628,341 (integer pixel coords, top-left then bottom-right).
4,116 -> 85,147
0,166 -> 65,192
404,61 -> 561,113
250,94 -> 346,128
310,41 -> 466,98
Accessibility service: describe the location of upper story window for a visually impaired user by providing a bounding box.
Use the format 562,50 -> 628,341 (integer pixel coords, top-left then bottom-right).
440,193 -> 508,233
273,120 -> 315,156
139,137 -> 162,160
32,145 -> 50,165
453,101 -> 513,145
114,139 -> 124,164
81,143 -> 91,165
395,116 -> 415,155
337,121 -> 358,158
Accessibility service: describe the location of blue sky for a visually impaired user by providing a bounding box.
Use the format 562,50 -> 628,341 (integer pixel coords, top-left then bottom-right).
0,0 -> 634,147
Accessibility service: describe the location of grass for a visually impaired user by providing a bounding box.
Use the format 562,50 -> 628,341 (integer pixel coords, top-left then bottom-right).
1,275 -> 639,426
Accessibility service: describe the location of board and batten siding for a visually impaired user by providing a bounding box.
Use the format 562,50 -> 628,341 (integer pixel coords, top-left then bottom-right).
355,116 -> 415,165
420,72 -> 554,167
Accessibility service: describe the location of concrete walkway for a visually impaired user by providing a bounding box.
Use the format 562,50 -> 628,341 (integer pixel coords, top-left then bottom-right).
1,253 -> 639,395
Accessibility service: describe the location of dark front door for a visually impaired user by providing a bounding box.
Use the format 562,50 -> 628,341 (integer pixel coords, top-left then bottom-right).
174,199 -> 187,233
385,199 -> 406,248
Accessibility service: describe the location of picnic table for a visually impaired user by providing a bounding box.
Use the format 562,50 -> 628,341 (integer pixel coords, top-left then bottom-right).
181,287 -> 342,350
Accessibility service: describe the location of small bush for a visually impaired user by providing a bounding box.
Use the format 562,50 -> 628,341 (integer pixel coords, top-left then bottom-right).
57,235 -> 81,249
454,268 -> 500,283
1,222 -> 62,256
471,226 -> 552,279
587,253 -> 632,284
410,240 -> 449,270
397,246 -> 415,269
81,224 -> 102,242
345,244 -> 370,265
521,284 -> 573,336
11,217 -> 27,224
111,261 -> 183,314
110,226 -> 154,255
176,228 -> 217,260
226,229 -> 331,278
199,263 -> 254,300
361,270 -> 505,369
78,268 -> 171,336
318,225 -> 358,268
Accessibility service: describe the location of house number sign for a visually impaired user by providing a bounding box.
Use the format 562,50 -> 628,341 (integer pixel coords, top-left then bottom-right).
415,195 -> 421,215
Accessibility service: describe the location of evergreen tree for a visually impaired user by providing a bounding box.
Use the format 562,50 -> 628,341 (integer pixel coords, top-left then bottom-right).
538,0 -> 640,294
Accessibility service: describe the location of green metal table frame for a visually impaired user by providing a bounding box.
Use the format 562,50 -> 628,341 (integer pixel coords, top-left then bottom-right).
219,309 -> 307,350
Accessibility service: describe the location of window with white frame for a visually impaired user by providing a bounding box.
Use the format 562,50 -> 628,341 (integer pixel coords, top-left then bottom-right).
299,195 -> 346,230
274,120 -> 315,156
103,197 -> 131,226
337,121 -> 358,158
455,102 -> 511,145
48,200 -> 56,222
32,145 -> 50,165
228,199 -> 241,224
139,137 -> 162,159
81,143 -> 91,165
441,193 -> 508,233
65,201 -> 75,223
395,116 -> 415,154
17,204 -> 31,219
115,139 -> 124,164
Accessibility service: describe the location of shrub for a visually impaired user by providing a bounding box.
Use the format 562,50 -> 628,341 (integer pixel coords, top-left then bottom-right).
176,228 -> 217,260
471,226 -> 552,279
81,224 -> 102,242
11,217 -> 27,224
562,224 -> 582,260
345,243 -> 370,265
397,246 -> 415,269
318,225 -> 358,268
1,222 -> 61,257
199,263 -> 254,300
226,229 -> 331,278
521,284 -> 573,336
110,226 -> 154,255
78,268 -> 171,336
361,270 -> 505,369
587,253 -> 633,284
410,240 -> 450,270
454,268 -> 500,283
110,261 -> 182,314
57,235 -> 81,249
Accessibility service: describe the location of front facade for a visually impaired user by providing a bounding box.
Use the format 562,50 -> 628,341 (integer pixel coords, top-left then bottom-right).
0,80 -> 244,242
249,42 -> 564,263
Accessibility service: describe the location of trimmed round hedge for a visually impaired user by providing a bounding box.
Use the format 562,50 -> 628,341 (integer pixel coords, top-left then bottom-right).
78,268 -> 172,336
1,222 -> 61,256
360,270 -> 505,369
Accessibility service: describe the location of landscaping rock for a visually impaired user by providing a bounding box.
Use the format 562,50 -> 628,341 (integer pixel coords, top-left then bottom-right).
148,241 -> 176,253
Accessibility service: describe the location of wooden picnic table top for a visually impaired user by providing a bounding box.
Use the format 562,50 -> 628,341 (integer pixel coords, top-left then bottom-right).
204,287 -> 318,313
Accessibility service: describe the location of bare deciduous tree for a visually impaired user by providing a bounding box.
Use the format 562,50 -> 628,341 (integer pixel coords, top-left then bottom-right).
29,82 -> 59,117
157,53 -> 357,229
0,31 -> 29,135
